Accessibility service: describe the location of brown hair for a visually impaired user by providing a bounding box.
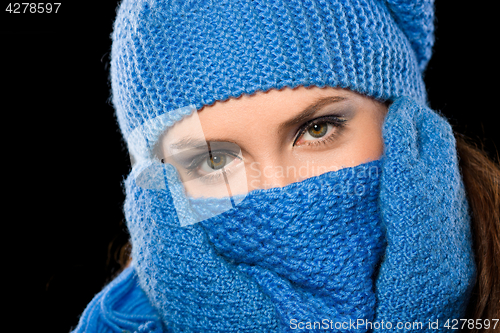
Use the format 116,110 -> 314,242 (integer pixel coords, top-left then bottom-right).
456,134 -> 500,325
107,132 -> 500,324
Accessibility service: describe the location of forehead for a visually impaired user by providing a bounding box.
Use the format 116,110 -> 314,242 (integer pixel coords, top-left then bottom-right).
196,86 -> 353,134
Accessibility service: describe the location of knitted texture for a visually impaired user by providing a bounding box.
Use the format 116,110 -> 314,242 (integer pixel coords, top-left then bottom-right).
71,266 -> 165,333
71,0 -> 478,331
124,158 -> 384,332
73,97 -> 476,332
374,97 -> 476,328
110,0 -> 434,161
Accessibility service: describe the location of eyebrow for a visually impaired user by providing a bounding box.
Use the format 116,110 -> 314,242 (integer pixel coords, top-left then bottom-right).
277,95 -> 346,132
167,95 -> 347,151
168,136 -> 208,151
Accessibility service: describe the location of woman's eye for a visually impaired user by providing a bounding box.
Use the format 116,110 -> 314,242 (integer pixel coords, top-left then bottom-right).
199,152 -> 236,174
293,114 -> 347,146
301,122 -> 334,142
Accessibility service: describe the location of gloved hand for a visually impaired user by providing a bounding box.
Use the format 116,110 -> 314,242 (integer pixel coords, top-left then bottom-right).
374,97 -> 476,330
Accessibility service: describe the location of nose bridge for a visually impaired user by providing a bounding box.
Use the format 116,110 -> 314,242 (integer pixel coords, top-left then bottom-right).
245,156 -> 295,191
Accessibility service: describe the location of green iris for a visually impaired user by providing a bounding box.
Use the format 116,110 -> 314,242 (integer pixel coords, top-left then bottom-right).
206,153 -> 226,170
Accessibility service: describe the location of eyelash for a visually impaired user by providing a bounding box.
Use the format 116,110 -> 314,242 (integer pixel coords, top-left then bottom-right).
187,165 -> 234,184
161,115 -> 346,184
293,115 -> 347,147
182,150 -> 241,184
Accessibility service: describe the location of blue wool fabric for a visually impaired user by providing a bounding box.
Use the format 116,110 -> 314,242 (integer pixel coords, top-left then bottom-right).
71,266 -> 164,333
111,0 -> 434,161
374,98 -> 475,328
73,98 -> 475,332
124,159 -> 384,332
72,0 -> 476,331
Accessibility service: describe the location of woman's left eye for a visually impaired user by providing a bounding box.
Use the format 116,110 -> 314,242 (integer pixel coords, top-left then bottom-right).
302,122 -> 333,141
293,114 -> 347,146
294,116 -> 345,146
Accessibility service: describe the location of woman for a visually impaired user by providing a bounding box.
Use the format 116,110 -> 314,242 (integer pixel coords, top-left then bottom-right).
73,0 -> 499,331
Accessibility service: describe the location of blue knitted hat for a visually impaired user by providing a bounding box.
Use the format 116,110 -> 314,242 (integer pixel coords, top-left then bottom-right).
69,2 -> 479,331
110,0 -> 434,161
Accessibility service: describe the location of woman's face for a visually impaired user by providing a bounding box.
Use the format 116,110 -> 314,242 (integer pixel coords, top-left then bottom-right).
157,86 -> 387,197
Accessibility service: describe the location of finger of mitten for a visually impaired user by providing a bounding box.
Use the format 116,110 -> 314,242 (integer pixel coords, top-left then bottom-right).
380,97 -> 426,222
384,97 -> 458,186
414,103 -> 461,194
381,97 -> 460,214
382,97 -> 421,168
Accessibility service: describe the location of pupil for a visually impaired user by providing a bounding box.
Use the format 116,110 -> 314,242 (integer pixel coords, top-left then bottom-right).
308,123 -> 327,138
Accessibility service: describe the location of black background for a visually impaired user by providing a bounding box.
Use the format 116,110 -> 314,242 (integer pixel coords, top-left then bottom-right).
2,2 -> 498,332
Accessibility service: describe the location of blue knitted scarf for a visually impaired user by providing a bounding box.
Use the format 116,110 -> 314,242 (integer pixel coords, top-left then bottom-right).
73,98 -> 476,332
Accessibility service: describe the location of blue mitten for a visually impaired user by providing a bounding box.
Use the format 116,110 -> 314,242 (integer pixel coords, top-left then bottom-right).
374,97 -> 476,329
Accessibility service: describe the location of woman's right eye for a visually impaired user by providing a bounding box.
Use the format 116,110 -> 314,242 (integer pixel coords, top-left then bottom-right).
188,150 -> 243,180
200,153 -> 237,173
161,142 -> 244,184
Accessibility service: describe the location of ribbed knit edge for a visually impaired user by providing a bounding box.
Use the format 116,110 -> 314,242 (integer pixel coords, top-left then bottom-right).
71,266 -> 164,333
110,0 -> 429,161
